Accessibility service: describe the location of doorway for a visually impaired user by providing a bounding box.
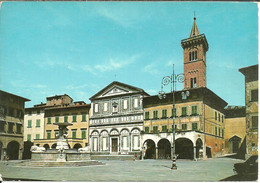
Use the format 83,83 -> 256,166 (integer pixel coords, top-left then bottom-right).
112,138 -> 118,152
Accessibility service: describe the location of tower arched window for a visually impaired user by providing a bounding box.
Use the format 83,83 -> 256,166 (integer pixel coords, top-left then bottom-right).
189,51 -> 197,61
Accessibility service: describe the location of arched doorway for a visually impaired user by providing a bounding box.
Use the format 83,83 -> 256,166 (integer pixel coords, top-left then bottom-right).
73,143 -> 82,150
43,144 -> 50,149
0,141 -> 2,160
196,138 -> 203,158
7,141 -> 20,160
22,141 -> 33,160
144,139 -> 155,159
175,138 -> 193,159
51,143 -> 57,149
158,139 -> 171,159
229,135 -> 241,153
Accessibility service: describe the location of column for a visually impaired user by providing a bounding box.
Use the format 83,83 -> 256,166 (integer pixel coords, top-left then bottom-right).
156,146 -> 158,159
193,146 -> 197,161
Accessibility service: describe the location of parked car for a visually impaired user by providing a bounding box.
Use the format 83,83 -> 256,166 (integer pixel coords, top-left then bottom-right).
233,155 -> 258,176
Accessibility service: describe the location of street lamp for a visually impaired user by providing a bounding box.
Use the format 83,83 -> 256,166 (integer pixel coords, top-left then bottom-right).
158,64 -> 185,170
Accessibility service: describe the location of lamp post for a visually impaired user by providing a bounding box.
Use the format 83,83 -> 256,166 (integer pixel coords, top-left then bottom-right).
158,64 -> 185,170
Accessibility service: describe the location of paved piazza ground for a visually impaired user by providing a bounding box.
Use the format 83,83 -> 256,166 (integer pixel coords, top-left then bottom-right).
0,158 -> 247,181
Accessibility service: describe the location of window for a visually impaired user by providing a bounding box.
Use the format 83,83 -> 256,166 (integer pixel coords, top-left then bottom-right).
36,119 -> 40,127
0,121 -> 5,132
47,117 -> 51,124
153,111 -> 158,119
145,127 -> 150,133
162,109 -> 167,119
145,112 -> 150,120
94,104 -> 98,113
191,106 -> 198,115
162,125 -> 167,132
112,103 -> 118,113
222,129 -> 224,137
54,130 -> 59,139
218,113 -> 220,122
82,114 -> 86,122
72,130 -> 77,139
215,127 -> 217,136
172,108 -> 177,117
134,98 -> 138,108
123,100 -> 128,109
215,112 -> 217,120
218,128 -> 221,137
8,122 -> 14,133
181,107 -> 187,117
55,116 -> 59,123
182,124 -> 187,130
153,126 -> 158,133
16,124 -> 21,134
104,103 -> 108,112
251,89 -> 258,102
28,120 -> 32,128
64,116 -> 68,123
171,124 -> 177,131
222,115 -> 224,123
192,123 -> 198,130
81,129 -> 86,139
27,134 -> 31,141
72,115 -> 77,122
35,134 -> 40,140
191,78 -> 197,88
252,116 -> 258,129
47,131 -> 51,139
189,51 -> 197,61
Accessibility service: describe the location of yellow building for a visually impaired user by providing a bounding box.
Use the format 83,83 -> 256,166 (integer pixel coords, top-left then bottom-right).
0,90 -> 30,160
224,106 -> 246,158
239,64 -> 258,158
143,87 -> 227,160
34,101 -> 90,149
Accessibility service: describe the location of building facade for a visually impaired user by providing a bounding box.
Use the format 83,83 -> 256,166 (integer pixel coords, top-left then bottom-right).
89,81 -> 149,154
239,64 -> 258,158
0,90 -> 30,160
143,88 -> 227,160
224,106 -> 246,158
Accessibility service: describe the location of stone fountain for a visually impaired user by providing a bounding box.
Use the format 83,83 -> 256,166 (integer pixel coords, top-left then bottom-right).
19,122 -> 104,167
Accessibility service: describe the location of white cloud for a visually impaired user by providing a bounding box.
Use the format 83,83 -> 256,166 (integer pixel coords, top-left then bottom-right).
95,54 -> 139,72
143,63 -> 159,75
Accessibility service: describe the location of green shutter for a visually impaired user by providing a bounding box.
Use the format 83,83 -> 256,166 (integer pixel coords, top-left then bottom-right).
28,120 -> 32,128
81,130 -> 86,139
27,134 -> 31,141
36,134 -> 40,139
64,116 -> 68,122
145,127 -> 149,133
72,130 -> 77,138
192,106 -> 197,115
182,107 -> 187,116
55,117 -> 59,123
82,114 -> 86,122
36,119 -> 40,127
73,115 -> 77,122
145,112 -> 149,120
47,131 -> 51,139
47,117 -> 51,124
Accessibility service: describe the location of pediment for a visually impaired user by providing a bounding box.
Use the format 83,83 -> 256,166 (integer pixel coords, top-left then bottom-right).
90,81 -> 147,100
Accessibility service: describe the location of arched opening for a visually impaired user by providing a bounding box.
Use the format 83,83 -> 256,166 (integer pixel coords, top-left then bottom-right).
43,144 -> 50,149
51,143 -> 57,149
73,143 -> 82,150
229,135 -> 242,153
144,139 -> 155,159
175,138 -> 193,159
7,141 -> 20,160
22,141 -> 33,160
158,139 -> 171,159
0,141 -> 2,160
196,138 -> 203,159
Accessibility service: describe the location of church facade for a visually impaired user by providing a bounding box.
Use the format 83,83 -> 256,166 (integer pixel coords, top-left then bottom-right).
89,81 -> 149,154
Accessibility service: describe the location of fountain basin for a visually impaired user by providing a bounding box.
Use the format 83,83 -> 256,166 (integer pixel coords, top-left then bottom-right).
31,149 -> 91,161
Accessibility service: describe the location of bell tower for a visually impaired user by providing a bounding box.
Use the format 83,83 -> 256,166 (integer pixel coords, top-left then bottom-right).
181,17 -> 209,89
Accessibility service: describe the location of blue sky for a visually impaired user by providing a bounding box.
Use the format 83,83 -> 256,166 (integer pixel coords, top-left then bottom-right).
0,2 -> 258,108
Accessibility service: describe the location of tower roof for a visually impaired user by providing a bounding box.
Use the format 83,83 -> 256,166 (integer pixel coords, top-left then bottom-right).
189,17 -> 200,38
